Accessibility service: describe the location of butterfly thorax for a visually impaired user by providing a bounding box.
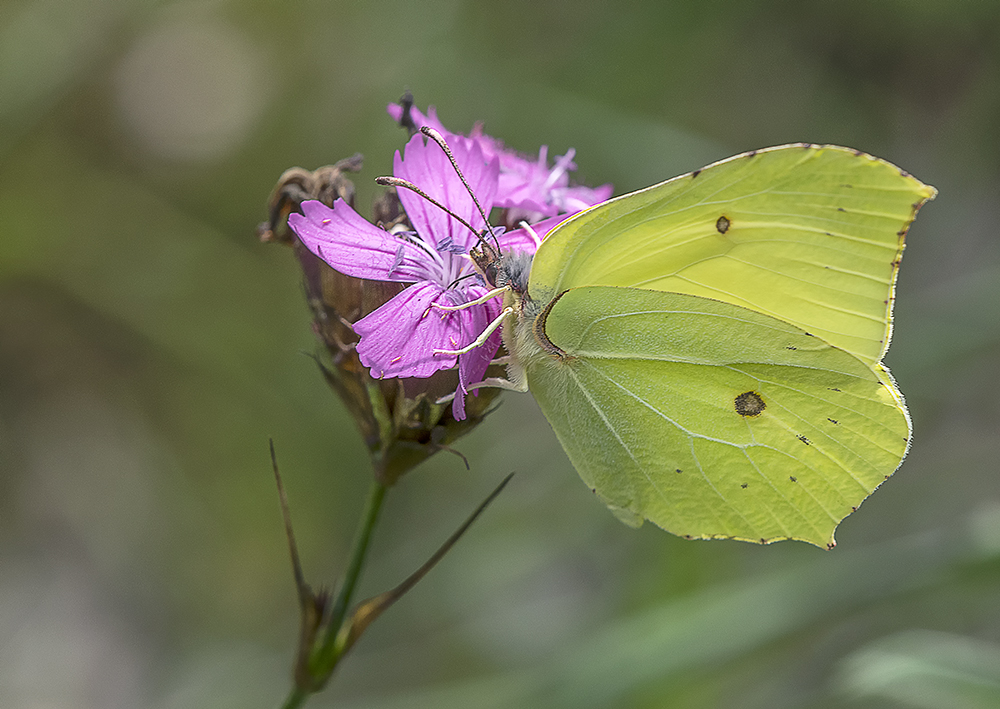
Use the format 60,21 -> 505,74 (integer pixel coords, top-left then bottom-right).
469,245 -> 533,295
468,243 -> 567,384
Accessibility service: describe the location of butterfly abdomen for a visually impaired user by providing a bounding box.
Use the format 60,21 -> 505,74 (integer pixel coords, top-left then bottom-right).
503,285 -> 576,392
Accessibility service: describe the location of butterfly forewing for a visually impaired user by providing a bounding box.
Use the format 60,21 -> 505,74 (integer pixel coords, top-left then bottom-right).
528,145 -> 936,366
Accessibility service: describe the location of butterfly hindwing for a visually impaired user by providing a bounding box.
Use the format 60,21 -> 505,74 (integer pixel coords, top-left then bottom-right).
523,286 -> 910,547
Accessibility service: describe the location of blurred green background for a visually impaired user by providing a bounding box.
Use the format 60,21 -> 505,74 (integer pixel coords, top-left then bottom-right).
2,1 -> 1000,707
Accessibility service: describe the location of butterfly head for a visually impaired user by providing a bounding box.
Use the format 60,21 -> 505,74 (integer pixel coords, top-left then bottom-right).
470,242 -> 502,289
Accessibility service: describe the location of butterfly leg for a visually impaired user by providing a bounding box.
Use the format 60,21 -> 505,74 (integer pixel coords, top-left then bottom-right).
433,306 -> 514,356
467,376 -> 528,393
431,285 -> 510,312
435,375 -> 527,404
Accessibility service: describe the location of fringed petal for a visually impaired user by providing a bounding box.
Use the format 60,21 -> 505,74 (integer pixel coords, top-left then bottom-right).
289,200 -> 435,282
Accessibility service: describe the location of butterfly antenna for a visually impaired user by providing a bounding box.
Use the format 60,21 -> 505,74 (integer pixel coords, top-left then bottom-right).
420,126 -> 501,255
375,176 -> 482,241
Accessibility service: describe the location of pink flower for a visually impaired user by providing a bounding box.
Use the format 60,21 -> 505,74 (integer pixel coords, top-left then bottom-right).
289,103 -> 612,420
289,131 -> 547,419
388,102 -> 612,221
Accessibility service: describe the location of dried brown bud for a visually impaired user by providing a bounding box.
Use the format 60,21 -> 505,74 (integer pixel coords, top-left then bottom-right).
258,154 -> 364,244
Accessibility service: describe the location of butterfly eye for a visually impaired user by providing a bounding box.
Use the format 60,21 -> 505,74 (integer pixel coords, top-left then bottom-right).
470,245 -> 503,288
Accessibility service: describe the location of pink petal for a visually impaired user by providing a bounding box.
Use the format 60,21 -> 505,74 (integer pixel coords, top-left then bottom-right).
554,183 -> 614,213
394,133 -> 499,253
289,200 -> 437,282
497,184 -> 557,216
497,214 -> 570,253
452,292 -> 503,420
494,154 -> 560,216
354,281 -> 487,379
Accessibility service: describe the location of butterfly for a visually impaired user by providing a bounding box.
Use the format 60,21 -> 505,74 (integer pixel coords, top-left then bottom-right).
464,142 -> 935,548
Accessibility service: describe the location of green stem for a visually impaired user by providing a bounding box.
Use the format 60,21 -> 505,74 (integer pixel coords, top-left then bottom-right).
321,478 -> 388,659
278,477 -> 388,709
279,687 -> 308,709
